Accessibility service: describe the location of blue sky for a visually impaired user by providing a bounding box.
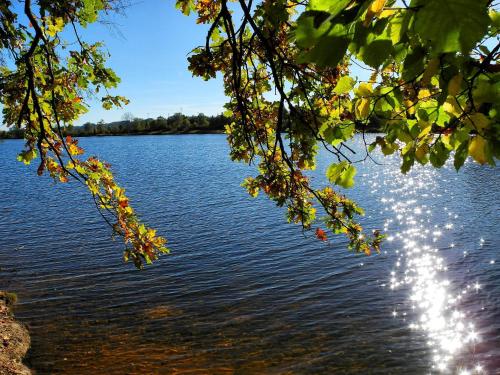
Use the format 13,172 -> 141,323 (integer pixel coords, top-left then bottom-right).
1,0 -> 226,128
2,0 -> 368,128
73,0 -> 227,124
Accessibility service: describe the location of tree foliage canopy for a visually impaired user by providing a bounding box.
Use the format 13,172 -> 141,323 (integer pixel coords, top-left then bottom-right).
1,0 -> 498,267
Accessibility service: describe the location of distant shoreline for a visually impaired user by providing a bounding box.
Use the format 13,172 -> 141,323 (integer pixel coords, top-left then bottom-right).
0,112 -> 383,140
0,113 -> 230,139
0,129 -> 225,140
0,129 -> 387,140
0,130 -> 388,140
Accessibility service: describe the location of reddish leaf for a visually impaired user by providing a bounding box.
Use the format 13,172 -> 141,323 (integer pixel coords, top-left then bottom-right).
315,228 -> 328,242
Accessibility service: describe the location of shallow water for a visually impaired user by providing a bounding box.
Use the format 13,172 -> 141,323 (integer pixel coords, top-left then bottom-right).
0,135 -> 498,374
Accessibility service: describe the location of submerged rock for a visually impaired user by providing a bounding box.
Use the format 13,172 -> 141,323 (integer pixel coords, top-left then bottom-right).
0,292 -> 31,375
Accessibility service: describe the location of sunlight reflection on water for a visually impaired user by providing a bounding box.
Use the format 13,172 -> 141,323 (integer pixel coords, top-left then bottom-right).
373,164 -> 485,374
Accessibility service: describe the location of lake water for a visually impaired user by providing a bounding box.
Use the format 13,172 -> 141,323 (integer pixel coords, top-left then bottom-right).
0,135 -> 498,374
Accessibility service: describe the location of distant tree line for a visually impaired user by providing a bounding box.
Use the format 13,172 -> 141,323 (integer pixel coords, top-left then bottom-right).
0,128 -> 24,139
0,113 -> 230,139
0,111 -> 383,140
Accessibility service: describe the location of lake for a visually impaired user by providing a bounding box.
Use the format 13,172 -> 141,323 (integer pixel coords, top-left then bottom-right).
0,134 -> 498,374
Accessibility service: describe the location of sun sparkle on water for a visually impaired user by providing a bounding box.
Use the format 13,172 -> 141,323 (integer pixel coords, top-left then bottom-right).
370,164 -> 485,374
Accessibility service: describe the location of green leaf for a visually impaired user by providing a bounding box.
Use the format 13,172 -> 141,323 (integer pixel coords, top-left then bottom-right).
326,161 -> 345,182
309,0 -> 351,17
402,46 -> 425,81
294,12 -> 331,47
415,143 -> 429,164
453,140 -> 469,171
381,140 -> 398,155
299,37 -> 350,67
338,164 -> 357,188
326,161 -> 356,188
429,141 -> 450,168
473,78 -> 500,105
401,151 -> 415,173
358,37 -> 393,68
413,0 -> 489,53
17,149 -> 37,165
295,14 -> 350,67
322,122 -> 355,146
333,76 -> 355,94
490,10 -> 500,28
175,0 -> 194,16
387,11 -> 411,45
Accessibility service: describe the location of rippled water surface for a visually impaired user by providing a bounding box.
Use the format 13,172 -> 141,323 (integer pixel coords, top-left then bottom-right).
0,135 -> 498,374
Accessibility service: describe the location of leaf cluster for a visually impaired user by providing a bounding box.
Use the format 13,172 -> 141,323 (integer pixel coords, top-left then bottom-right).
181,0 -> 499,253
1,0 -> 167,268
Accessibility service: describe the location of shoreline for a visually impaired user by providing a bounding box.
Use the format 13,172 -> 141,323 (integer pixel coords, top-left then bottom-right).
0,129 -> 225,140
0,129 -> 385,140
0,292 -> 31,375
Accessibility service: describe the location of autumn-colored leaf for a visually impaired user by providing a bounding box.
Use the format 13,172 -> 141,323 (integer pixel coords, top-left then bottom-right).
315,228 -> 328,242
119,198 -> 129,208
468,135 -> 489,164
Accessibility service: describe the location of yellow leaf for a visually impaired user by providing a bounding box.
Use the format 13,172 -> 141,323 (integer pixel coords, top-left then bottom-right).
355,98 -> 371,119
443,97 -> 462,117
418,88 -> 431,100
370,0 -> 386,13
404,99 -> 415,115
468,136 -> 488,164
364,0 -> 386,25
418,121 -> 431,138
356,82 -> 373,97
448,74 -> 463,96
75,164 -> 86,174
441,134 -> 453,150
46,17 -> 64,37
86,181 -> 99,194
379,9 -> 396,18
415,143 -> 429,161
